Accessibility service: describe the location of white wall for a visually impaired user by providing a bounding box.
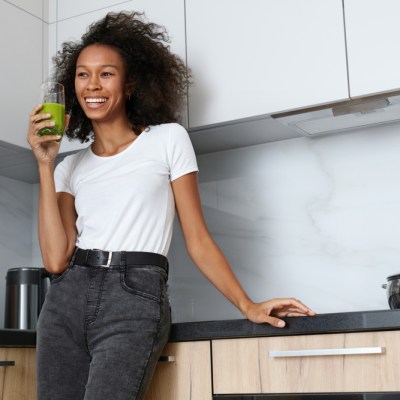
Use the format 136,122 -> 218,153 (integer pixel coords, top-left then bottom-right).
168,123 -> 400,322
0,0 -> 44,150
0,176 -> 36,328
31,184 -> 42,267
1,123 -> 399,325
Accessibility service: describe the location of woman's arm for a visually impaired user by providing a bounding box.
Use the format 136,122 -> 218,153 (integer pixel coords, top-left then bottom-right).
172,172 -> 315,327
37,166 -> 77,273
28,105 -> 76,274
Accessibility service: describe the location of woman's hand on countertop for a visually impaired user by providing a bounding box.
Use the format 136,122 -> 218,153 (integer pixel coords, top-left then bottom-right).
243,298 -> 316,328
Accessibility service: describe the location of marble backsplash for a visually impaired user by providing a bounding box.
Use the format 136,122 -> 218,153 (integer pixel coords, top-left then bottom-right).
1,122 -> 399,326
168,123 -> 400,321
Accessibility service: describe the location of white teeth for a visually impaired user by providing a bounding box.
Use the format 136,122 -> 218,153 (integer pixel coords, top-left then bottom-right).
86,98 -> 107,103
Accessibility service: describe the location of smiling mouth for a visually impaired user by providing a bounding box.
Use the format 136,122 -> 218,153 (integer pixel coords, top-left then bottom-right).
85,97 -> 108,104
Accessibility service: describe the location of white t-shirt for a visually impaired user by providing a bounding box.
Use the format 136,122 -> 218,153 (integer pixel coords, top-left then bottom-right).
54,123 -> 198,256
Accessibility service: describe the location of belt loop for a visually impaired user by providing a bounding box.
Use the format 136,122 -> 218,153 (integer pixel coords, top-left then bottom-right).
84,249 -> 89,266
69,247 -> 78,267
120,251 -> 126,269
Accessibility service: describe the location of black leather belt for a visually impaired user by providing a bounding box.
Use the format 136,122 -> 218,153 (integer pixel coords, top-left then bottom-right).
73,248 -> 168,272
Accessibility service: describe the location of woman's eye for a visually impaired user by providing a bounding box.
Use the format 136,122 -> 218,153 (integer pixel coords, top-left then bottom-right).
77,72 -> 88,78
102,72 -> 113,77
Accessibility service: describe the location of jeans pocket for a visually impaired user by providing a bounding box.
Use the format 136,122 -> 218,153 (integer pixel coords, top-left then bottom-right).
50,266 -> 73,284
120,265 -> 166,303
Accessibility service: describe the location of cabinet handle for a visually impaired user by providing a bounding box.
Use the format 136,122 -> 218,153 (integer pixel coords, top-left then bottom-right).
269,346 -> 385,358
158,356 -> 175,362
0,361 -> 15,367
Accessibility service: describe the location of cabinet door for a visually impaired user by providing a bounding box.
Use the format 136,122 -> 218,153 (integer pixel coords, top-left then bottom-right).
145,341 -> 212,400
0,348 -> 36,400
212,330 -> 400,394
186,0 -> 349,128
345,0 -> 400,97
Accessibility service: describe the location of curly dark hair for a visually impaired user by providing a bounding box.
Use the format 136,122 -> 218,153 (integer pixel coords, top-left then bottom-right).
52,11 -> 190,142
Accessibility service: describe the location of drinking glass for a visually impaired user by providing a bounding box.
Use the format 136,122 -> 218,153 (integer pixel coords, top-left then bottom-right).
38,82 -> 65,140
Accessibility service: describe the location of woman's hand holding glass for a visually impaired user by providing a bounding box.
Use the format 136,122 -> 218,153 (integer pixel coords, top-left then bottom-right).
27,82 -> 69,164
27,104 -> 70,164
37,82 -> 65,140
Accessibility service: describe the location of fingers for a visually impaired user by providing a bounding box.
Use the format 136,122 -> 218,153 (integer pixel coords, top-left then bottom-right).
245,298 -> 316,327
27,123 -> 57,147
29,104 -> 43,117
256,314 -> 287,328
268,317 -> 286,328
27,105 -> 61,146
29,104 -> 51,127
27,105 -> 63,163
29,106 -> 52,130
269,297 -> 316,316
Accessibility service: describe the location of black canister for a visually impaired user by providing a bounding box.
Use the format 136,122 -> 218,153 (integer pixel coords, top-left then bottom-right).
4,267 -> 50,330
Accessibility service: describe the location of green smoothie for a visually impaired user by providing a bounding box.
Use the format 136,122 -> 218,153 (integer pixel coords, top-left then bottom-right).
38,103 -> 65,140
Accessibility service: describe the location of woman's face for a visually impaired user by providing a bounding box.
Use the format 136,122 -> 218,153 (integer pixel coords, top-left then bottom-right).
75,44 -> 131,124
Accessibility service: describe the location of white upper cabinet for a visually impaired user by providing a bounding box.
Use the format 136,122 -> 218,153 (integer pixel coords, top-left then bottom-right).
186,0 -> 349,128
344,0 -> 400,98
0,1 -> 43,149
54,0 -> 186,73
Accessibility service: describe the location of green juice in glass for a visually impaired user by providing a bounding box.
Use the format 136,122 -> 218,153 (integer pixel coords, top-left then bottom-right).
38,103 -> 65,140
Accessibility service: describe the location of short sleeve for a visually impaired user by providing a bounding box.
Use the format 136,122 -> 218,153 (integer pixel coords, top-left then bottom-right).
54,155 -> 73,194
168,124 -> 199,182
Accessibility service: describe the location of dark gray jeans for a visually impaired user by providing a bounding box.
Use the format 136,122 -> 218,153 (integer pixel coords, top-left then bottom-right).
36,257 -> 171,400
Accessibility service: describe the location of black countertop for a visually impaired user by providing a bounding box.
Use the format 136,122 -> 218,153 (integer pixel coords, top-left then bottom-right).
0,329 -> 36,348
169,309 -> 400,342
1,309 -> 400,347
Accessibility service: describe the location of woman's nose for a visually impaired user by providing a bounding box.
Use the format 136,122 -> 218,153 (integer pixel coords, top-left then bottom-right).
87,75 -> 101,90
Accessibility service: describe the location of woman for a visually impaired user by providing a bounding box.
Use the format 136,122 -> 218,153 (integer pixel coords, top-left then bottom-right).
27,11 -> 315,400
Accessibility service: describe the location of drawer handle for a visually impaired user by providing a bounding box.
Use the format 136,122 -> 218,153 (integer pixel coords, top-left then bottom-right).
0,361 -> 15,367
158,356 -> 175,362
269,346 -> 385,358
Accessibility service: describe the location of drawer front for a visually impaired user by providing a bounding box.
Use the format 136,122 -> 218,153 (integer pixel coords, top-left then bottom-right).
145,341 -> 212,400
0,348 -> 36,400
212,331 -> 400,394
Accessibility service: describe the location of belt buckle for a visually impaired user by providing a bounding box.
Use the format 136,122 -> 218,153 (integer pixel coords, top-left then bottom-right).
99,251 -> 113,268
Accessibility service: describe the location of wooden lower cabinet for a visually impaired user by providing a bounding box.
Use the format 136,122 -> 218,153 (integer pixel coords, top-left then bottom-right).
145,341 -> 212,400
0,341 -> 212,400
0,348 -> 36,400
212,330 -> 400,394
3,331 -> 397,398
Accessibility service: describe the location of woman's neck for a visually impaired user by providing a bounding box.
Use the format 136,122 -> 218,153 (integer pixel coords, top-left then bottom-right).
91,120 -> 139,157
